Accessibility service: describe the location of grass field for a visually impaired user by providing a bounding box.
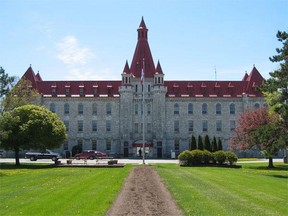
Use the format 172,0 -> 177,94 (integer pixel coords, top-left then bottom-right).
0,164 -> 132,216
1,163 -> 287,216
156,163 -> 288,216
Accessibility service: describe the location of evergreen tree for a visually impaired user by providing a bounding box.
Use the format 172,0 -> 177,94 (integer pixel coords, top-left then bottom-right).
198,135 -> 204,150
204,135 -> 211,151
0,67 -> 15,98
217,137 -> 223,151
190,135 -> 197,150
212,136 -> 217,152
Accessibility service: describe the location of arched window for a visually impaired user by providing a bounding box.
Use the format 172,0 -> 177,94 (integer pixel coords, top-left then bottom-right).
147,104 -> 151,115
50,103 -> 56,113
254,103 -> 260,109
135,104 -> 138,115
230,103 -> 235,115
64,103 -> 69,115
216,103 -> 221,115
188,103 -> 193,114
78,103 -> 83,115
174,103 -> 179,114
202,103 -> 208,114
92,103 -> 97,115
106,103 -> 112,115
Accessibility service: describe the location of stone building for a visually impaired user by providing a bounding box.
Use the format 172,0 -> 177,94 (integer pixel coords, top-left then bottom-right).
23,18 -> 265,158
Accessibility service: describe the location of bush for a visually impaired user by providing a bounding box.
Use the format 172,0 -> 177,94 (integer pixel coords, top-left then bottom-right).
203,150 -> 213,164
213,151 -> 226,164
191,150 -> 204,164
225,151 -> 238,165
178,150 -> 193,165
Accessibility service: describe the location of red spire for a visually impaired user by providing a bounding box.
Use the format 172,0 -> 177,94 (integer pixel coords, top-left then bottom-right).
245,66 -> 265,93
22,65 -> 38,89
123,60 -> 130,74
155,60 -> 163,74
130,17 -> 155,78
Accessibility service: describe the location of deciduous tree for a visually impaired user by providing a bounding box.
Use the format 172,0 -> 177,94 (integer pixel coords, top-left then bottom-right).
229,107 -> 285,168
0,105 -> 67,165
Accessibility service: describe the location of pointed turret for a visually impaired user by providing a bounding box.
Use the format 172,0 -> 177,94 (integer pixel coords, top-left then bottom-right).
123,60 -> 130,74
130,17 -> 156,78
155,60 -> 164,74
245,66 -> 265,93
22,65 -> 38,89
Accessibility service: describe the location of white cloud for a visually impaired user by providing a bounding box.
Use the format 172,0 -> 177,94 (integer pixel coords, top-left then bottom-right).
57,36 -> 95,65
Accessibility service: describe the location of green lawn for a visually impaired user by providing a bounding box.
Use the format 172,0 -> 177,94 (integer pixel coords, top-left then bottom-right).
156,163 -> 288,216
0,164 -> 132,216
1,163 -> 287,216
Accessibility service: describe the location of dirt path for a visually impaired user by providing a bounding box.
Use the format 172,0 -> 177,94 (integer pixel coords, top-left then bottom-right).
106,166 -> 183,216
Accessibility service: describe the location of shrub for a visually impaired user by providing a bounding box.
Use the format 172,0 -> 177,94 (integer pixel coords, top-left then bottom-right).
204,135 -> 211,151
213,150 -> 226,164
178,150 -> 193,165
203,150 -> 213,164
225,151 -> 238,165
191,150 -> 204,164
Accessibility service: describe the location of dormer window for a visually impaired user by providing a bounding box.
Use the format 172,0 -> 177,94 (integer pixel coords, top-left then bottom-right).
79,88 -> 84,96
51,88 -> 56,97
65,88 -> 70,96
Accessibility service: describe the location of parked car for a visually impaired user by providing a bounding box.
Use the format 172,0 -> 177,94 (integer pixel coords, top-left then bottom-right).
25,149 -> 61,161
75,150 -> 108,160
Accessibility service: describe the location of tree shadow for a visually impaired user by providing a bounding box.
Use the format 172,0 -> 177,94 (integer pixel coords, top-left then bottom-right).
0,163 -> 57,170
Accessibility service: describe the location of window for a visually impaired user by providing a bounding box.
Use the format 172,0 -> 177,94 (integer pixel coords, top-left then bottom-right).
202,120 -> 208,132
92,103 -> 97,115
78,120 -> 83,132
79,88 -> 84,96
92,120 -> 97,132
78,103 -> 84,115
230,103 -> 235,115
50,103 -> 56,113
52,88 -> 56,96
134,123 -> 139,133
135,104 -> 138,115
106,139 -> 111,151
188,103 -> 193,114
174,121 -> 179,133
135,85 -> 138,92
174,140 -> 180,151
63,141 -> 68,150
77,139 -> 83,151
188,120 -> 193,132
202,103 -> 208,114
216,103 -> 221,115
106,103 -> 112,115
106,121 -> 111,132
216,120 -> 222,132
92,140 -> 97,150
65,88 -> 70,96
174,103 -> 179,114
230,120 -> 236,131
147,104 -> 151,115
64,103 -> 69,114
147,123 -> 151,133
64,121 -> 69,132
254,103 -> 260,109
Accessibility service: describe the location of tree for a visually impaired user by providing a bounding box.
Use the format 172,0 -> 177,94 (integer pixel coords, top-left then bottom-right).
204,135 -> 211,151
212,136 -> 217,152
217,138 -> 223,151
198,135 -> 204,150
260,30 -> 288,154
190,135 -> 197,150
0,67 -> 15,98
0,105 -> 67,165
229,107 -> 285,168
2,78 -> 39,112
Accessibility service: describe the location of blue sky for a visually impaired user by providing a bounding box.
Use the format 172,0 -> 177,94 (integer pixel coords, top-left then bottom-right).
1,0 -> 287,81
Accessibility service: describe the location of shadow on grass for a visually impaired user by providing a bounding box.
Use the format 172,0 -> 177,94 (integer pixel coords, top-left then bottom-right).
0,163 -> 57,170
246,164 -> 288,171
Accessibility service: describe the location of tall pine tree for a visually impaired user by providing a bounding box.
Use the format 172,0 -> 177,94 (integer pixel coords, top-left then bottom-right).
198,135 -> 204,150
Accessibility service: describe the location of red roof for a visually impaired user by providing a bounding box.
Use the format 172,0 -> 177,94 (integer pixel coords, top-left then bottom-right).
22,19 -> 265,99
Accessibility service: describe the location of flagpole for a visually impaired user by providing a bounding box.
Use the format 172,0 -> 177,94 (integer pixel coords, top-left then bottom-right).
142,58 -> 145,164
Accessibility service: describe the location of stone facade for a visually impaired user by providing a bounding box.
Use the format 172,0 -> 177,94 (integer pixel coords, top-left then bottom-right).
22,18 -> 266,158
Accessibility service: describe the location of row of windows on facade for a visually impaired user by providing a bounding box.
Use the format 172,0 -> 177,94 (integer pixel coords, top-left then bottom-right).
49,102 -> 261,116
64,119 -> 236,133
63,138 -> 208,152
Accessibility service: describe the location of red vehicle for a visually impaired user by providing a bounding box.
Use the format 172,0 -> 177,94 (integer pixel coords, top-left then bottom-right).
75,150 -> 108,160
